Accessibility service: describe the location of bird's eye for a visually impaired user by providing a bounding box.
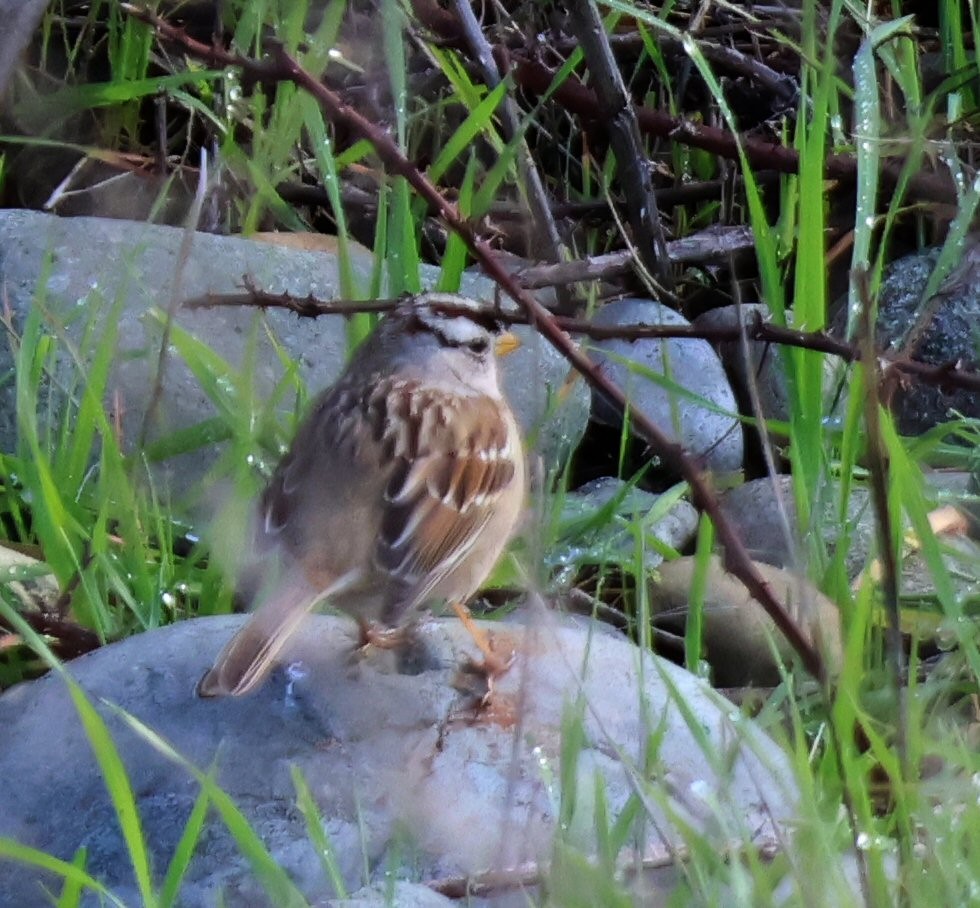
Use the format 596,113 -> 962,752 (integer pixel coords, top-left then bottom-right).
467,337 -> 489,354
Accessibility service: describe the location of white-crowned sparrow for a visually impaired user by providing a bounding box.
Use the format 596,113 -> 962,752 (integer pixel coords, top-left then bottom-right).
199,293 -> 526,697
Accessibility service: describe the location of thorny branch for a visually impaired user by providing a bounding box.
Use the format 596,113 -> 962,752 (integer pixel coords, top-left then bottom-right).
184,285 -> 980,396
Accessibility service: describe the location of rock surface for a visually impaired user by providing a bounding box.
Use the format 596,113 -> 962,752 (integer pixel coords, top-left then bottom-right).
648,555 -> 844,686
717,475 -> 875,580
831,243 -> 980,437
0,614 -> 798,907
693,303 -> 790,427
553,476 -> 699,572
0,210 -> 590,510
589,298 -> 743,474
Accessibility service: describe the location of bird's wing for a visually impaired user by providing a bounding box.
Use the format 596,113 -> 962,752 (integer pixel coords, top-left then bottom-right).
373,385 -> 518,621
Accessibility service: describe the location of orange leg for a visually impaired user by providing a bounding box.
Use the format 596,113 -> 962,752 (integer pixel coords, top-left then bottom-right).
450,601 -> 514,703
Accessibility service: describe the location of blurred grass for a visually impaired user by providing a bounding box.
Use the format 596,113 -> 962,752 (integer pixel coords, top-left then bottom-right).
0,0 -> 978,905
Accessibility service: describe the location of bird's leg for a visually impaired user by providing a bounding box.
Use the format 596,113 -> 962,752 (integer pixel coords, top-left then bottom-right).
355,618 -> 412,651
450,601 -> 514,704
353,619 -> 437,674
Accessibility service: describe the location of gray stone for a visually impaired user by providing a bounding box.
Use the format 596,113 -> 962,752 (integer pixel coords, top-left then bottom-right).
693,303 -> 790,426
831,243 -> 980,437
554,476 -> 699,572
717,475 -> 875,580
718,474 -> 980,605
0,614 -> 798,907
500,324 -> 592,474
0,210 -> 589,512
590,298 -> 743,474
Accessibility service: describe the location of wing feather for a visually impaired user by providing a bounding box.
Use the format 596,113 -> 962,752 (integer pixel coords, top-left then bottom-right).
372,386 -> 518,620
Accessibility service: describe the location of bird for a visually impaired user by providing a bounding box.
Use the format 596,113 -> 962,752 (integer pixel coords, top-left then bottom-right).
198,292 -> 526,697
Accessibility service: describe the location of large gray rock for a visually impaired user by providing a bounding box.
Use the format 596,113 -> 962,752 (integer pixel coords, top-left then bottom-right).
693,303 -> 790,426
590,298 -> 743,474
831,243 -> 980,437
0,614 -> 798,907
0,210 -> 590,510
717,475 -> 875,580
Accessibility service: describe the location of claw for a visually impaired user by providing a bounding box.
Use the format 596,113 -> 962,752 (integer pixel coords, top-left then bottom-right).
355,619 -> 412,651
450,602 -> 515,707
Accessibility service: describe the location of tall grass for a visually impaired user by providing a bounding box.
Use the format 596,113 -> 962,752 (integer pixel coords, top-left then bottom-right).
0,0 -> 978,905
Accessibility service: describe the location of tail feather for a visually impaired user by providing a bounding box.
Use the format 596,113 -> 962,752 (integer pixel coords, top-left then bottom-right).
198,570 -> 359,697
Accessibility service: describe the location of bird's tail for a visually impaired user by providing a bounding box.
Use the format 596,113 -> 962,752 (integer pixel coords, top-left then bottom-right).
198,570 -> 357,697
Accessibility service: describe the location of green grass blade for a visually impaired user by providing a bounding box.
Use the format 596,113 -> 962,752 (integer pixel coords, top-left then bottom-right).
0,839 -> 125,908
291,767 -> 349,898
157,788 -> 212,908
13,71 -> 226,120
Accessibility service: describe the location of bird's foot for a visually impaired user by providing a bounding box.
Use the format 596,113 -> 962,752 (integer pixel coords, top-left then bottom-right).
449,601 -> 515,707
453,648 -> 515,707
356,619 -> 411,651
351,620 -> 437,675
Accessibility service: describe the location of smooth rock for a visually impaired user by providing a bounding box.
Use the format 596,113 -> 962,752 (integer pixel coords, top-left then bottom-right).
648,555 -> 844,686
718,475 -> 875,580
500,325 -> 591,474
589,298 -> 743,474
553,476 -> 698,572
0,614 -> 798,907
693,303 -> 789,426
0,210 -> 590,509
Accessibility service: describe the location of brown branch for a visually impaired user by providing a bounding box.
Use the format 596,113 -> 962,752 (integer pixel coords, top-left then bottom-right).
855,269 -> 907,777
276,175 -> 770,223
1,610 -> 102,660
426,838 -> 780,898
122,3 -> 828,684
184,287 -> 980,395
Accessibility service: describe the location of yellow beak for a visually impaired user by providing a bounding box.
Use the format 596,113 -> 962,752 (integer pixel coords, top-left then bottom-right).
495,331 -> 521,357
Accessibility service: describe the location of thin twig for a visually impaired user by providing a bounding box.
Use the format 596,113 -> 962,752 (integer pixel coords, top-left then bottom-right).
183,286 -> 980,395
138,148 -> 209,448
856,268 -> 908,776
450,0 -> 573,313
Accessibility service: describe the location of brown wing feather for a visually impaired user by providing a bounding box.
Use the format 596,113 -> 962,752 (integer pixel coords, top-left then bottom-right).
372,386 -> 517,622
